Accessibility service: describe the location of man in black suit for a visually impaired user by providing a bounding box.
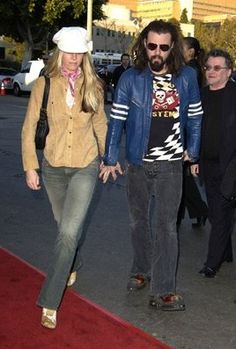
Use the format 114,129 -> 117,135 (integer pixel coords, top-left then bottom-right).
191,49 -> 236,278
112,53 -> 130,89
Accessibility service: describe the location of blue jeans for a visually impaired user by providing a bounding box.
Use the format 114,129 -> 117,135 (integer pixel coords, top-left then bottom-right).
37,157 -> 98,309
127,160 -> 183,297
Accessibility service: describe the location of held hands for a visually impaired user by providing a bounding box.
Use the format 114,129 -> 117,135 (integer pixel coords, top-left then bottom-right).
182,151 -> 199,177
25,170 -> 41,190
99,161 -> 123,183
182,150 -> 191,162
190,164 -> 199,177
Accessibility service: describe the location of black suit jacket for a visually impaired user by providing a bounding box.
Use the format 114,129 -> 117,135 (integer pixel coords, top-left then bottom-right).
201,80 -> 236,172
201,80 -> 236,202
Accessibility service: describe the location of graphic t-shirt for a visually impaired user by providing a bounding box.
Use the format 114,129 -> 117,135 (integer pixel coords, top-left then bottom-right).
143,74 -> 183,162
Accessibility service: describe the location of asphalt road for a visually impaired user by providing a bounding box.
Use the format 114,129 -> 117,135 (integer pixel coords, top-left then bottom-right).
0,94 -> 236,349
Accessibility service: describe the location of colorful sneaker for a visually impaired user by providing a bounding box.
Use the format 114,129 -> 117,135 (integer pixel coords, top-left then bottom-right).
149,294 -> 185,311
41,308 -> 57,329
127,275 -> 147,291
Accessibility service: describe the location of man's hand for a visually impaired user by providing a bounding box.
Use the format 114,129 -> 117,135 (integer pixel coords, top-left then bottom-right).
25,170 -> 41,190
182,150 -> 191,162
99,161 -> 123,183
191,164 -> 199,177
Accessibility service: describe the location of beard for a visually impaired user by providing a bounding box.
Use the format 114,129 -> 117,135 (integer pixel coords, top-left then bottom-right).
149,55 -> 166,72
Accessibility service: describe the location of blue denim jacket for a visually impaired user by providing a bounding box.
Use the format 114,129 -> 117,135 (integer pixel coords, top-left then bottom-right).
104,65 -> 203,165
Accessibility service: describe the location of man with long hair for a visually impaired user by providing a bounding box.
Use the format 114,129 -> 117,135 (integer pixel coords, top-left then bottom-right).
100,20 -> 203,311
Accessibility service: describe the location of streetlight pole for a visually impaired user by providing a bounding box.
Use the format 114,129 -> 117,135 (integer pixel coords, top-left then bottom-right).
87,0 -> 93,52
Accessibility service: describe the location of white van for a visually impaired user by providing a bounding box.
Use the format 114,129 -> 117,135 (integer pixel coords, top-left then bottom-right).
92,52 -> 121,65
13,59 -> 44,96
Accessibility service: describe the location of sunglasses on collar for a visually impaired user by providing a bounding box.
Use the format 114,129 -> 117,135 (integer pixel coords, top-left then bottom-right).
146,42 -> 171,52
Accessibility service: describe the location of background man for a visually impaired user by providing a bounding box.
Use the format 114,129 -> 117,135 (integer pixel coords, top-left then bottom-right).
191,49 -> 236,278
100,20 -> 203,311
112,53 -> 130,89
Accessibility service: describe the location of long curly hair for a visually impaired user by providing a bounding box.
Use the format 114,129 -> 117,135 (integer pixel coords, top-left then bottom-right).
43,48 -> 103,113
132,20 -> 185,75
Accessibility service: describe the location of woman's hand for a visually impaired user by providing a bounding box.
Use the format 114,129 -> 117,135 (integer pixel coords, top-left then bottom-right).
25,170 -> 41,190
99,161 -> 123,183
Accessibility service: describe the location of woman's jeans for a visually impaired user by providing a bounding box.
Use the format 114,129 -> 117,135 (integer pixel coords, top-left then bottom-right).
37,157 -> 98,310
127,160 -> 183,297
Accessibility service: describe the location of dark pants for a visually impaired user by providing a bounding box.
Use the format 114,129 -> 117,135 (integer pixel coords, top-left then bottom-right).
127,160 -> 183,297
203,160 -> 235,270
177,163 -> 208,222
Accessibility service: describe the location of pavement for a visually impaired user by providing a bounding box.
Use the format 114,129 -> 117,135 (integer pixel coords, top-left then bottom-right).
0,94 -> 236,349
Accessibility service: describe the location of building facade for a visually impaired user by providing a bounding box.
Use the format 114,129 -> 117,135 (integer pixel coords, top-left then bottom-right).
108,0 -> 137,12
92,5 -> 137,54
192,0 -> 236,21
92,2 -> 194,54
108,0 -> 236,22
133,0 -> 181,21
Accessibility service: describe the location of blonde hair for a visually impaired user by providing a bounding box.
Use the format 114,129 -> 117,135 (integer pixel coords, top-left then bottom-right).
44,48 -> 103,112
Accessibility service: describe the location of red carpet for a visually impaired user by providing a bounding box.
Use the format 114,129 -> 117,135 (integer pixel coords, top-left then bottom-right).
0,247 -> 171,349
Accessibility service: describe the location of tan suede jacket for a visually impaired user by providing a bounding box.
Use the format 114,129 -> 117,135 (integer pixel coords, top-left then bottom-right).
21,73 -> 107,171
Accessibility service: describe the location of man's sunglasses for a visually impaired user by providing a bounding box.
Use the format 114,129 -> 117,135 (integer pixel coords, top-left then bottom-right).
204,65 -> 228,72
146,42 -> 171,52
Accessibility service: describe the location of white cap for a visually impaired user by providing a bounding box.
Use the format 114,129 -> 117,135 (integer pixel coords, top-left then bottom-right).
52,27 -> 90,53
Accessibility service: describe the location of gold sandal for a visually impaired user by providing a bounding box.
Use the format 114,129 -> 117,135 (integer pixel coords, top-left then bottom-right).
67,271 -> 77,287
41,308 -> 57,329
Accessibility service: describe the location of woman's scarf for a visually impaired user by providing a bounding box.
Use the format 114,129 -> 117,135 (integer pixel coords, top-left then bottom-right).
61,67 -> 81,97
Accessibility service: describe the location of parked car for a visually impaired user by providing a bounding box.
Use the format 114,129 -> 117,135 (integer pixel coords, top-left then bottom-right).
96,63 -> 120,77
0,67 -> 18,90
96,64 -> 120,104
13,59 -> 44,96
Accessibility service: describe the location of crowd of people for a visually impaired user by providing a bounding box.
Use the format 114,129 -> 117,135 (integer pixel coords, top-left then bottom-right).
22,21 -> 236,329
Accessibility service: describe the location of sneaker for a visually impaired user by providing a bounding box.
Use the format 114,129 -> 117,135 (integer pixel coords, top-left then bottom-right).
127,275 -> 147,291
149,294 -> 185,311
41,308 -> 57,329
67,271 -> 77,287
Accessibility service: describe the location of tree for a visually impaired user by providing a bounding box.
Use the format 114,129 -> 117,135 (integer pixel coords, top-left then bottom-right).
180,8 -> 189,24
216,18 -> 236,63
0,0 -> 107,65
193,20 -> 218,53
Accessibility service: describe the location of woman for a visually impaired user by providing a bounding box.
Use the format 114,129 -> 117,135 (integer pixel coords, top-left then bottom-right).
182,36 -> 204,87
177,36 -> 208,229
21,27 -> 107,329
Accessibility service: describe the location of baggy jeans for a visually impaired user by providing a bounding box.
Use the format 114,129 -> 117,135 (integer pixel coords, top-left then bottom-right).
127,160 -> 183,296
37,157 -> 98,310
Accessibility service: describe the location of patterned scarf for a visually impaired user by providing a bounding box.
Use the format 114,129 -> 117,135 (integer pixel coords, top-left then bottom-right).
61,67 -> 81,97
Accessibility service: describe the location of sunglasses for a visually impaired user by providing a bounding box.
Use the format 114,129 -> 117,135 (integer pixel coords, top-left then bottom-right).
146,42 -> 171,52
204,65 -> 228,72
